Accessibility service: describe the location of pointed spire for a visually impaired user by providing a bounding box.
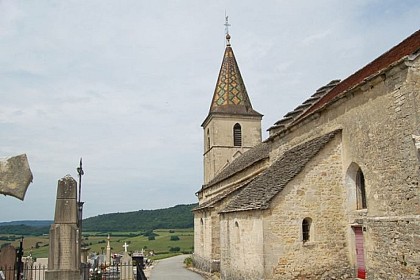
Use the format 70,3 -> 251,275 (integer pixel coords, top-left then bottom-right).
208,31 -> 261,117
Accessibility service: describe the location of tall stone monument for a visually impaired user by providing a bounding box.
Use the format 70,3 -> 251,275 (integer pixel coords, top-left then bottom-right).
45,175 -> 80,280
106,234 -> 111,265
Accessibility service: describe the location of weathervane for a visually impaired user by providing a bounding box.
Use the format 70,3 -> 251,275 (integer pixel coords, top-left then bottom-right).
224,14 -> 231,35
224,13 -> 231,46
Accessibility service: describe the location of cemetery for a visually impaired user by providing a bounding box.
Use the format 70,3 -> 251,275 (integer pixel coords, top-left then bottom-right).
0,155 -> 193,280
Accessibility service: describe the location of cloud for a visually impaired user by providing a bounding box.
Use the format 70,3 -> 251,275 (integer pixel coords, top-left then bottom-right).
0,0 -> 419,221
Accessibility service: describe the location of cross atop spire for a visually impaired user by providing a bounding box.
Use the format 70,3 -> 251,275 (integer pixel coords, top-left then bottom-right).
224,14 -> 231,46
224,15 -> 231,35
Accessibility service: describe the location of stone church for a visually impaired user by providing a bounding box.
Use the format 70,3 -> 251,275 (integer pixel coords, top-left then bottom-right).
193,29 -> 420,279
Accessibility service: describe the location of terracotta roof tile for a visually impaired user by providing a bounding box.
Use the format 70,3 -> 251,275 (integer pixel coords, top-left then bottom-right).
297,29 -> 420,122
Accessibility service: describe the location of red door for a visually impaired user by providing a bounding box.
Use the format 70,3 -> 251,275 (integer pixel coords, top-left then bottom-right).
354,227 -> 366,279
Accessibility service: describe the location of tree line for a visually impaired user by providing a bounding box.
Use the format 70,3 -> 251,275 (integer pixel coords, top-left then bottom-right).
0,203 -> 197,235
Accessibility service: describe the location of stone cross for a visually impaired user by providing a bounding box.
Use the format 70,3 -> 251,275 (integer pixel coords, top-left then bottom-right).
123,242 -> 129,253
224,15 -> 231,35
0,154 -> 33,200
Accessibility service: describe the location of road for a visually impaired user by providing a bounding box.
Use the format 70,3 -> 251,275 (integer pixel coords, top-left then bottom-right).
149,255 -> 205,280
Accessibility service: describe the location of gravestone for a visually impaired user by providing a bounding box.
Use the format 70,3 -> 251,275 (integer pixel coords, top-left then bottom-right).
45,175 -> 80,280
0,154 -> 32,200
121,242 -> 133,280
0,245 -> 16,279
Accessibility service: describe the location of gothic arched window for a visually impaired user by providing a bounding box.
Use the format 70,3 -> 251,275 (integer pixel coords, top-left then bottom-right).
356,168 -> 367,209
233,123 -> 242,147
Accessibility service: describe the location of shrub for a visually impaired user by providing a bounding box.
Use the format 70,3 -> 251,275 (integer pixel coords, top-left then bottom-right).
143,230 -> 158,238
184,257 -> 193,267
169,247 -> 180,252
170,235 -> 180,241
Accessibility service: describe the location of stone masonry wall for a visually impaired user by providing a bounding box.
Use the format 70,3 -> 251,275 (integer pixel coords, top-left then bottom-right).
330,58 -> 419,278
365,217 -> 420,279
194,194 -> 237,273
267,56 -> 420,278
203,116 -> 262,184
196,51 -> 420,279
265,136 -> 353,279
220,211 -> 265,280
193,211 -> 213,272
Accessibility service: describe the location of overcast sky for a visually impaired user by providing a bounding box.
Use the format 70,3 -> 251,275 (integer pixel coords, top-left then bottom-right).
1,1 -> 419,222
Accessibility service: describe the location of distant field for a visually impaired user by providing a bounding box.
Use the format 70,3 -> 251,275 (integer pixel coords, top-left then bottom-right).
0,228 -> 194,260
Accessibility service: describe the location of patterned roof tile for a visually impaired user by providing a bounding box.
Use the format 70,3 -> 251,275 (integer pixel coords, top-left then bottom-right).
207,38 -> 262,117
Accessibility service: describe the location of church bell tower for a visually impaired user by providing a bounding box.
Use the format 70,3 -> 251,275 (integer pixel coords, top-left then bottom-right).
202,30 -> 263,184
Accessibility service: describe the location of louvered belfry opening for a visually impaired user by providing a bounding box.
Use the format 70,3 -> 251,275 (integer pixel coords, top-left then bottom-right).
233,123 -> 242,146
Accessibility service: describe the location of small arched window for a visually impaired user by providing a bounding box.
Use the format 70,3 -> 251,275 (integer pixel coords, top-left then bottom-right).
233,123 -> 242,147
200,218 -> 204,246
356,168 -> 367,209
302,218 -> 312,243
234,221 -> 240,241
207,129 -> 210,150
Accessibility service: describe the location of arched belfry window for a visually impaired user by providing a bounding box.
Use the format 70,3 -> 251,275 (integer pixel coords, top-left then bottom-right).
302,217 -> 312,243
233,123 -> 242,147
356,168 -> 367,209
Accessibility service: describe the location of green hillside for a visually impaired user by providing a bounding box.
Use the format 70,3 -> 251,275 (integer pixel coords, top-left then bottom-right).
83,203 -> 197,232
0,203 -> 197,235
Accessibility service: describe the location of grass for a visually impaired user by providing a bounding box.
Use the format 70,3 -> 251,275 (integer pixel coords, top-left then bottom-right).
0,228 -> 194,260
